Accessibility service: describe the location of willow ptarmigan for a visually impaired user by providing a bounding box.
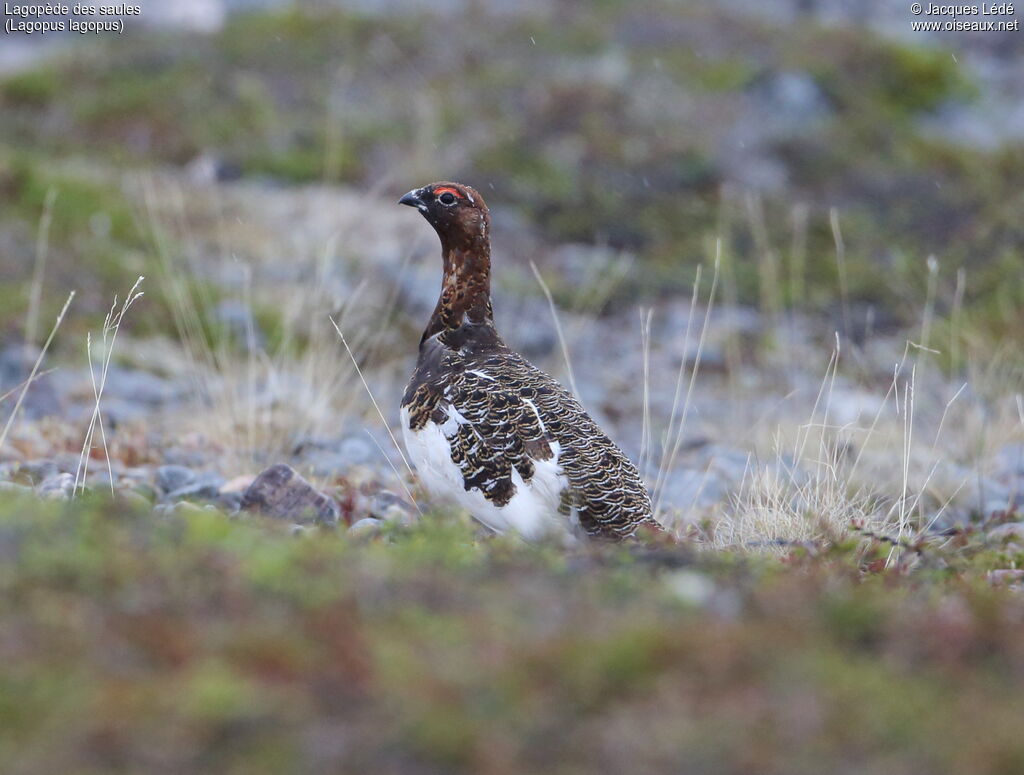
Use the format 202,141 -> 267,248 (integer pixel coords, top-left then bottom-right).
398,181 -> 662,542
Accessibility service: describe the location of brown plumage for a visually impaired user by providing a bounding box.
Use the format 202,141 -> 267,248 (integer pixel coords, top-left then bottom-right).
398,181 -> 661,542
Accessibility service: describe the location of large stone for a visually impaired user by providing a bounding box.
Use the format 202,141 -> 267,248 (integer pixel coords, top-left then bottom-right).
348,517 -> 384,539
241,464 -> 339,526
0,345 -> 62,420
298,435 -> 376,478
155,465 -> 196,495
165,472 -> 226,501
19,459 -> 60,484
37,472 -> 74,500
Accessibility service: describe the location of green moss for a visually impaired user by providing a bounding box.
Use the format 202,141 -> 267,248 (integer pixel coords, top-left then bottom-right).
1,491 -> 1024,772
796,29 -> 973,117
0,67 -> 61,106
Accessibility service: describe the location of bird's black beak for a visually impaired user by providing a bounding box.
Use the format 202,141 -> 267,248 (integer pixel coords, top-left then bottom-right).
398,189 -> 423,208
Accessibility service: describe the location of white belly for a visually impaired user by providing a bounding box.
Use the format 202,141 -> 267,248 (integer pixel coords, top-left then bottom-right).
400,406 -> 578,543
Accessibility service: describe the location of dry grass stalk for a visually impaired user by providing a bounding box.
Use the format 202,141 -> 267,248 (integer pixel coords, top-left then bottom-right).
74,278 -> 145,495
0,292 -> 75,454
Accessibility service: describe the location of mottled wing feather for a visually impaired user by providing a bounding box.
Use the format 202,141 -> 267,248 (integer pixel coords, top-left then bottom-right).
403,337 -> 657,540
416,370 -> 555,508
509,356 -> 655,538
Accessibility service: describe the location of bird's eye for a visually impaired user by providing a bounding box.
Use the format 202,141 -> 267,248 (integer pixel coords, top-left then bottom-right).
439,192 -> 456,205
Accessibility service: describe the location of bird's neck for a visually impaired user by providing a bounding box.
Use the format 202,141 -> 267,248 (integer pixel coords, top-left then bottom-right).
422,230 -> 494,344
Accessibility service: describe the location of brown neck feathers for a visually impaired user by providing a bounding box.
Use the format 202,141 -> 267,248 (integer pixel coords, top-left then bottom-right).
422,222 -> 494,343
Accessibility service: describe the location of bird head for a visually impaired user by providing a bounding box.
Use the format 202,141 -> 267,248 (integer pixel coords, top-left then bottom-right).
398,181 -> 489,246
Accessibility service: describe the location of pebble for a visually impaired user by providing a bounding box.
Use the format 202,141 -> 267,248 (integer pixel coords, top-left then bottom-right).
20,459 -> 61,484
160,448 -> 214,468
241,463 -> 339,526
98,366 -> 181,407
36,472 -> 74,500
657,468 -> 727,512
155,465 -> 197,495
0,345 -> 62,419
367,490 -> 417,525
348,517 -> 384,539
86,470 -> 116,491
983,498 -> 1016,519
995,443 -> 1024,474
165,472 -> 226,501
298,436 -> 376,477
216,491 -> 243,514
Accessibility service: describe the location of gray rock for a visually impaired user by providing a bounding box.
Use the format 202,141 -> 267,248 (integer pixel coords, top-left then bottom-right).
89,398 -> 148,428
160,448 -> 214,468
368,491 -> 417,526
37,472 -> 74,500
216,491 -> 244,514
0,345 -> 62,419
156,465 -> 196,495
86,470 -> 117,491
300,436 -> 376,477
957,476 -> 1012,518
993,444 -> 1024,495
337,436 -> 375,464
658,469 -> 726,511
983,498 -> 1016,519
123,466 -> 156,481
20,459 -> 60,484
51,453 -> 82,476
105,367 -> 181,406
995,443 -> 1024,477
241,463 -> 339,526
686,446 -> 752,487
348,517 -> 384,538
166,472 -> 226,501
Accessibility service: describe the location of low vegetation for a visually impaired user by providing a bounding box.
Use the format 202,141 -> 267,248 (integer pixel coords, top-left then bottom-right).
1,493 -> 1023,774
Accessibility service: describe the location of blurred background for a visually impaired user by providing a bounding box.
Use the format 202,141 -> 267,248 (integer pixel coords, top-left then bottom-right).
2,0 -> 1022,322
3,3 -> 1024,773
